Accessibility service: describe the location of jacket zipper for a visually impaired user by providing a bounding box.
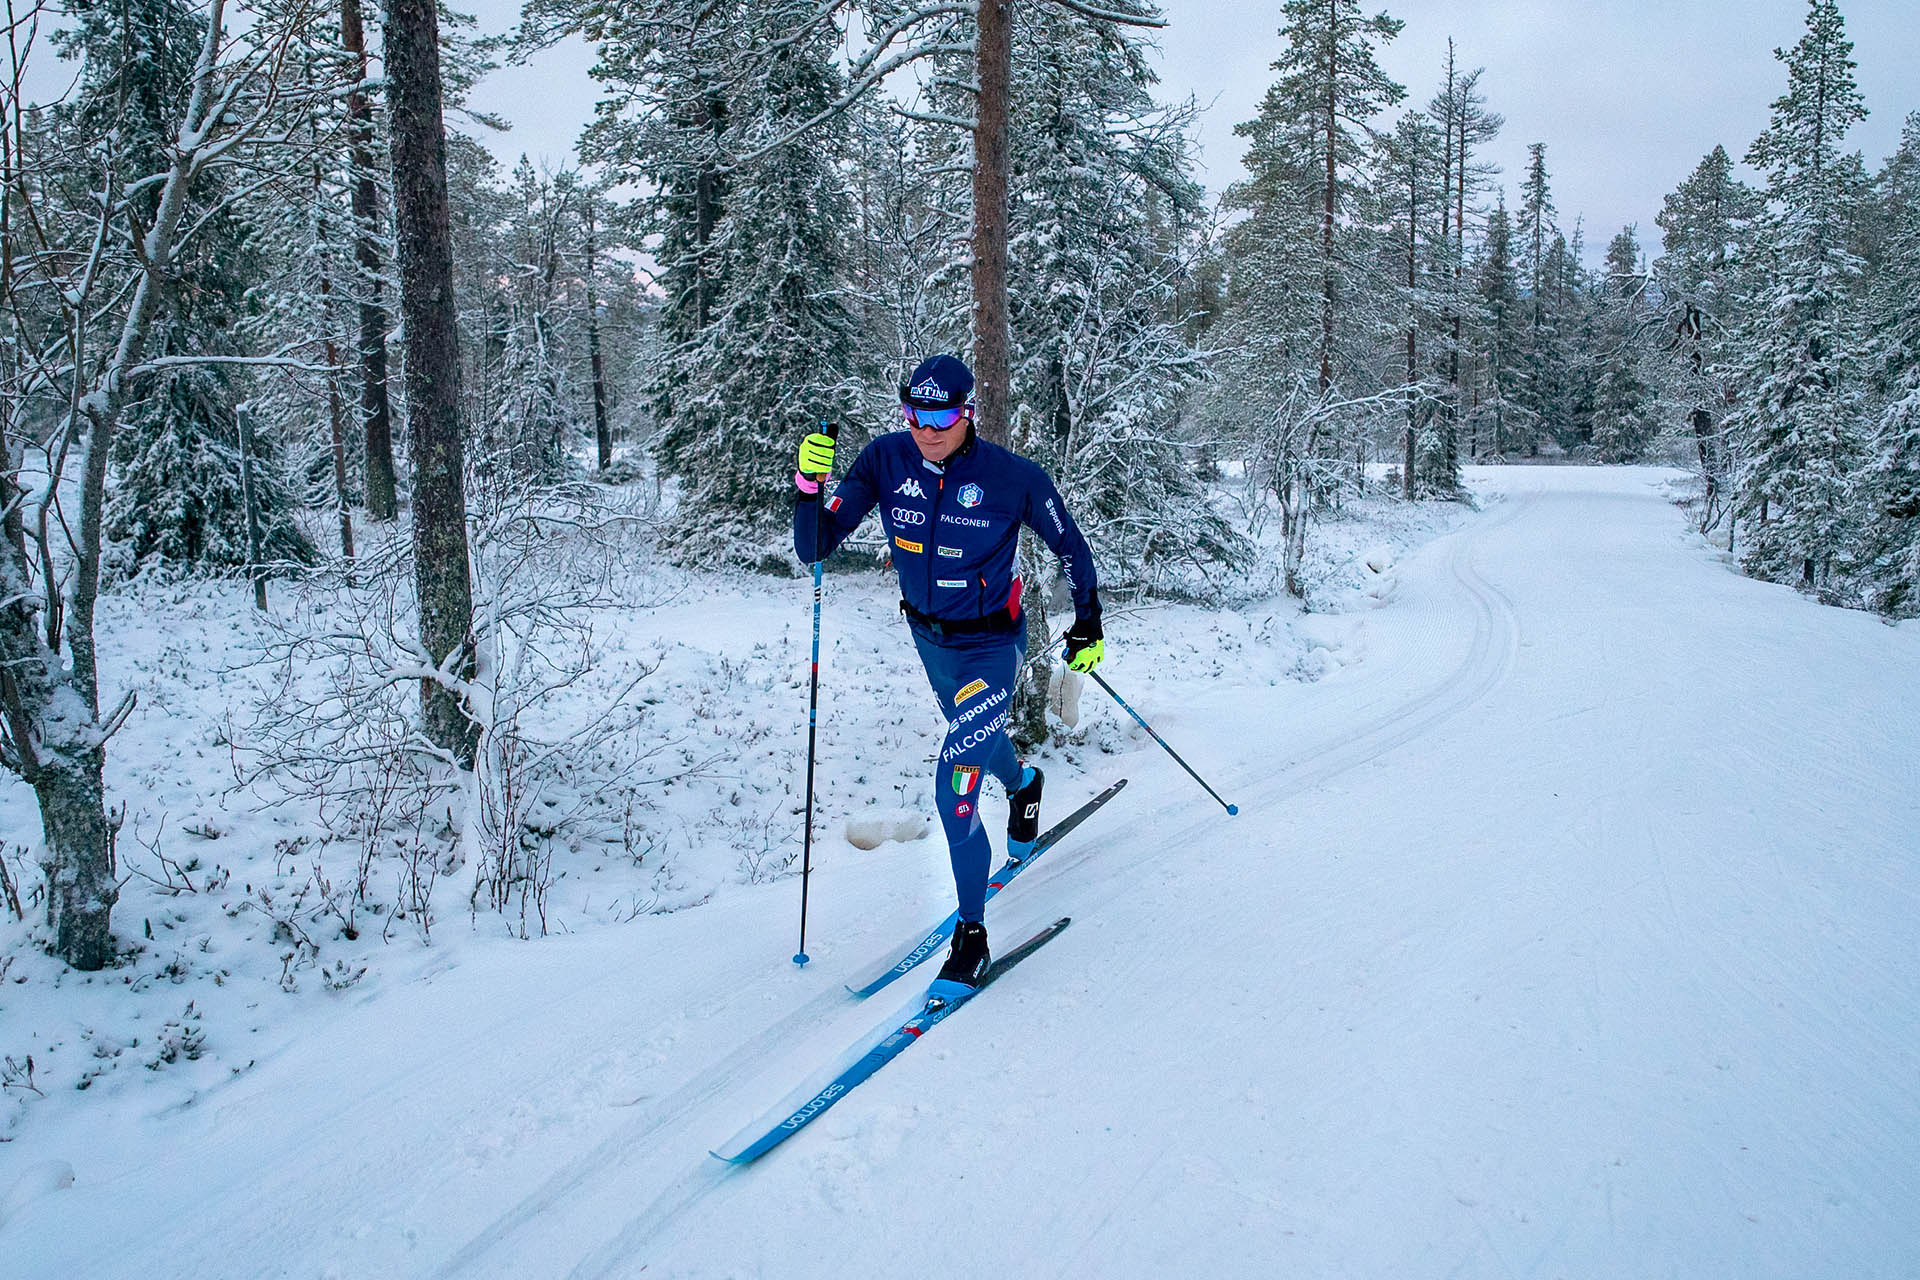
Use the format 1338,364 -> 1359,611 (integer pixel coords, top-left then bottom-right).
926,474 -> 945,610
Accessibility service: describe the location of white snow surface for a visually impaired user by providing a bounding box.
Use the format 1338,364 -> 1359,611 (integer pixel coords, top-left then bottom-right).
4,466 -> 1917,1277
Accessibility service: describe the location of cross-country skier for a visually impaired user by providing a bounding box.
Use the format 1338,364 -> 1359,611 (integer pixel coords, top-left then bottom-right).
794,354 -> 1106,987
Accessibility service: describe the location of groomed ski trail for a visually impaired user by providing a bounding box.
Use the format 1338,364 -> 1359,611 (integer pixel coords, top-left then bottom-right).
481,484 -> 1537,1271
16,467 -> 1918,1280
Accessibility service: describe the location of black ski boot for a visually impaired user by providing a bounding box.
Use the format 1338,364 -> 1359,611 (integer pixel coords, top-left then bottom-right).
935,921 -> 991,987
1006,766 -> 1044,863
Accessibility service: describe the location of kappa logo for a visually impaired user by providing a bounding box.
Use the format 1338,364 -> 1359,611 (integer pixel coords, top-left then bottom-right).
894,536 -> 923,554
951,764 -> 980,794
910,378 -> 946,402
893,478 -> 927,499
957,483 -> 984,508
891,507 -> 927,526
954,678 -> 989,705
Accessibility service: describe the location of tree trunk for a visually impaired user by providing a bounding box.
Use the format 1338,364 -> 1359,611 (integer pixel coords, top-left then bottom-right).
1450,111 -> 1467,476
385,0 -> 479,763
971,0 -> 1013,446
343,0 -> 397,521
1404,161 -> 1417,499
583,200 -> 613,470
314,159 -> 355,560
1320,36 -> 1337,397
236,403 -> 268,611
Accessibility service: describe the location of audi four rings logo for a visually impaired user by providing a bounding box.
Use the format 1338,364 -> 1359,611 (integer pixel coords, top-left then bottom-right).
891,507 -> 927,526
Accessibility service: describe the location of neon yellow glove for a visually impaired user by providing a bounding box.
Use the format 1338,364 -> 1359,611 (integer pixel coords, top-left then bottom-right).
797,432 -> 836,476
1063,616 -> 1104,673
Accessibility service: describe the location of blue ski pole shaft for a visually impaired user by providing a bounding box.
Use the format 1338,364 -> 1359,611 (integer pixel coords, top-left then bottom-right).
795,420 -> 840,966
1083,665 -> 1238,816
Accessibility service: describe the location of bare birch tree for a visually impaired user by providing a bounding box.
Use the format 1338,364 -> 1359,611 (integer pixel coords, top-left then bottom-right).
0,0 -> 319,968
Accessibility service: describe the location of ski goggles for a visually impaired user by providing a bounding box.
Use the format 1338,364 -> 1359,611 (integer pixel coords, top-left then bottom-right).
902,403 -> 967,430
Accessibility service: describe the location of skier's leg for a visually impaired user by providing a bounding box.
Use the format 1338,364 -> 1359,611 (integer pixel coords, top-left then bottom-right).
916,629 -> 1023,922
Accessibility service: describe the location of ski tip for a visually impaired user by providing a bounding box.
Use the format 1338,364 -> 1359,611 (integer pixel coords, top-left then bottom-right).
1226,803 -> 1239,816
792,952 -> 810,967
709,1148 -> 748,1166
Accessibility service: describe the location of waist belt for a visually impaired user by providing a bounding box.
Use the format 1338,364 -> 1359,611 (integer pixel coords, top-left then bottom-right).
900,599 -> 1021,636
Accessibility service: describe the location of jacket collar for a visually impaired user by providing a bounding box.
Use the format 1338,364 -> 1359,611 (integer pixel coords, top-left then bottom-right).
918,422 -> 979,475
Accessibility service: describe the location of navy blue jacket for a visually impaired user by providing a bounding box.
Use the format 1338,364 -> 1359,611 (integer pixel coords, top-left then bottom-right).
795,428 -> 1099,626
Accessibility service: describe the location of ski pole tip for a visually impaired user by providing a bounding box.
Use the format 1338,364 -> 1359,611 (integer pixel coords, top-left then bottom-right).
793,952 -> 810,966
1226,804 -> 1239,816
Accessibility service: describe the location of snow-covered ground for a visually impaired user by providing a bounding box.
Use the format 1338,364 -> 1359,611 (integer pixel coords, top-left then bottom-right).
5,466 -> 1917,1277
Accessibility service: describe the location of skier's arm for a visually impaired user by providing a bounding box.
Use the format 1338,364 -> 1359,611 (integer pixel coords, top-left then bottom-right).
1024,467 -> 1100,626
794,439 -> 879,562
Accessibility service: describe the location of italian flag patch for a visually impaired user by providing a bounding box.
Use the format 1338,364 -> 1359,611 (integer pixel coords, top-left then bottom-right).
950,764 -> 980,795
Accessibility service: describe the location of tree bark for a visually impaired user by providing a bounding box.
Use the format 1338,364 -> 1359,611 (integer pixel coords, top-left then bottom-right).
343,0 -> 397,521
236,403 -> 268,611
1319,30 -> 1337,397
583,199 -> 612,470
384,0 -> 478,763
971,0 -> 1013,446
313,159 -> 355,560
1404,150 -> 1417,499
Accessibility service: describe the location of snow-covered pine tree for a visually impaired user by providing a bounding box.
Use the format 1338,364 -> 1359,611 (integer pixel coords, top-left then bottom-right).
1591,225 -> 1657,462
1512,142 -> 1565,454
1549,222 -> 1599,450
56,0 -> 313,575
1723,0 -> 1871,594
1862,112 -> 1920,613
1375,109 -> 1450,496
1427,45 -> 1502,480
623,1 -> 869,566
1655,145 -> 1762,529
484,156 -> 577,490
842,88 -> 967,424
1218,0 -> 1406,595
1466,194 -> 1533,459
1001,3 -> 1243,596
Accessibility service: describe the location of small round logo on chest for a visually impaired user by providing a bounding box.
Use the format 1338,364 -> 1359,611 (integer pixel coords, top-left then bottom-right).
957,483 -> 984,509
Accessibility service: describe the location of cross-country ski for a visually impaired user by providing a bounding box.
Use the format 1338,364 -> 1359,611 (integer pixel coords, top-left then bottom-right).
713,917 -> 1074,1165
844,778 -> 1126,998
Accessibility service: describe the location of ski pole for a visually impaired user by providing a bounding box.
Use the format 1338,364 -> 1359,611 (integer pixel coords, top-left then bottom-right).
795,419 -> 840,966
1079,662 -> 1238,816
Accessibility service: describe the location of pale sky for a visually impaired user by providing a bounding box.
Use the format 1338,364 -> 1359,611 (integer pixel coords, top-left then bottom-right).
471,0 -> 1920,263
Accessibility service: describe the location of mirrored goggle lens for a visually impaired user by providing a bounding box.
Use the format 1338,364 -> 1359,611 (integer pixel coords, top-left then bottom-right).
903,404 -> 965,430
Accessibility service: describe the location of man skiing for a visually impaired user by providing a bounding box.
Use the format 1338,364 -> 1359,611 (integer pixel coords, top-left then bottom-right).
794,354 -> 1106,987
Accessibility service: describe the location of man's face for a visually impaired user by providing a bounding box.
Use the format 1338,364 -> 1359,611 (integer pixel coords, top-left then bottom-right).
904,404 -> 971,463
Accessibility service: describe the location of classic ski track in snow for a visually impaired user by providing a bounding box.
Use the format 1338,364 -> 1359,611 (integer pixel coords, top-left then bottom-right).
15,470 -> 1919,1279
479,496 -> 1538,1272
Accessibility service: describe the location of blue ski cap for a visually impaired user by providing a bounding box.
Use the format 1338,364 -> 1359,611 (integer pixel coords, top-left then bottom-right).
899,354 -> 974,411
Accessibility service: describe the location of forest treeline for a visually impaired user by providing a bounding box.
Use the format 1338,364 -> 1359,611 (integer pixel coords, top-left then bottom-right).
1,0 -> 1913,967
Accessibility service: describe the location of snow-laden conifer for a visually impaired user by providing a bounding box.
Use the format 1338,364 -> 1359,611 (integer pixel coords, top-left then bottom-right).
1862,113 -> 1920,612
1654,145 -> 1762,531
1723,0 -> 1871,594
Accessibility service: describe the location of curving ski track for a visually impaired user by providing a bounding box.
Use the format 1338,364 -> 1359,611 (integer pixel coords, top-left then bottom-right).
476,492 -> 1536,1274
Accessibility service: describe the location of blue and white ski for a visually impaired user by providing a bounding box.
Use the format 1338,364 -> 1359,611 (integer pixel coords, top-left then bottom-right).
843,779 -> 1125,999
711,916 -> 1073,1165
